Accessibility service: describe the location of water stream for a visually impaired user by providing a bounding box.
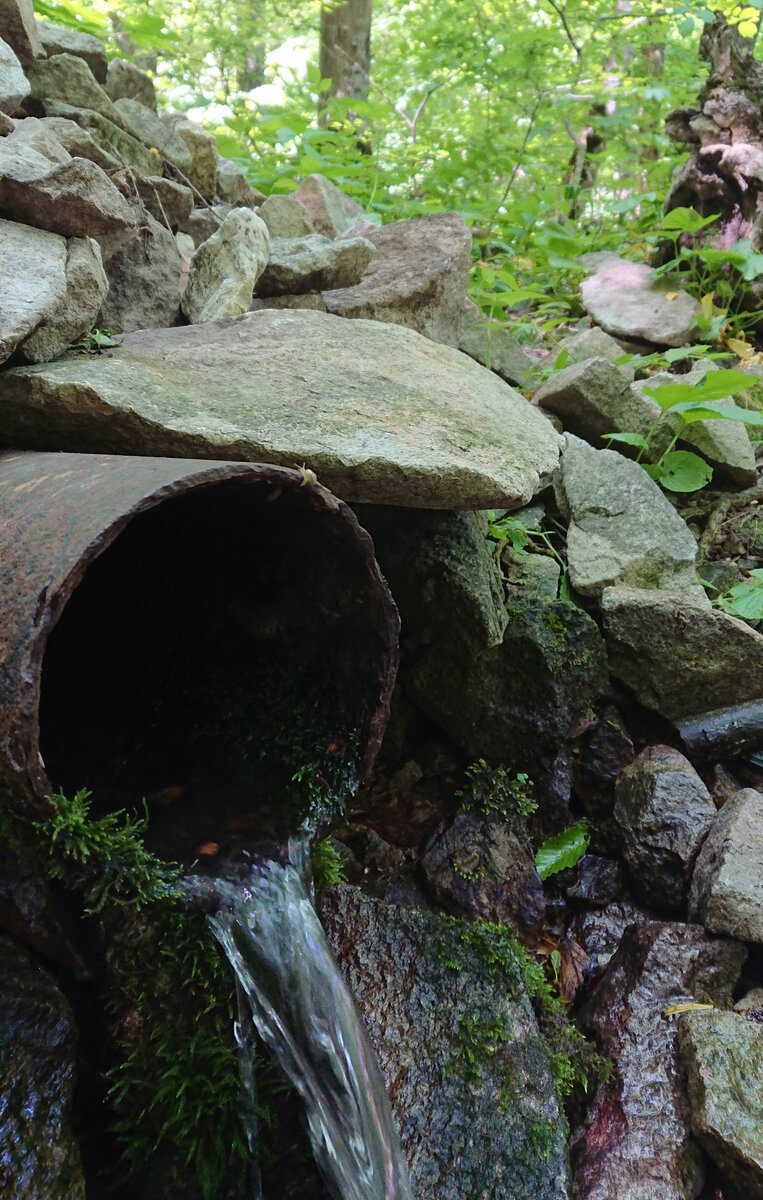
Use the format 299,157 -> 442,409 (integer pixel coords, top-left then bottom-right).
206,849 -> 413,1200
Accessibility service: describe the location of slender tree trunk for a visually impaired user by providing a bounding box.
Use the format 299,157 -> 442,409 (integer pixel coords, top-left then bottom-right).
319,0 -> 372,113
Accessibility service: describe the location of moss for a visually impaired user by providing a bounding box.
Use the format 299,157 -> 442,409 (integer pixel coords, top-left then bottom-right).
540,607 -> 568,650
456,759 -> 538,819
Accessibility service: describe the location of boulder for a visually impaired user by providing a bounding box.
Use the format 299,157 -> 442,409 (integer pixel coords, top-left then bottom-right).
0,36 -> 28,115
256,233 -> 375,296
25,53 -> 124,127
581,255 -> 701,347
602,586 -> 763,720
41,100 -> 155,173
630,360 -> 757,489
458,300 -> 534,386
21,235 -> 108,361
557,325 -> 635,379
112,97 -> 193,174
501,544 -> 561,606
105,56 -> 156,109
158,111 -> 217,200
180,203 -> 232,248
0,0 -> 42,67
421,809 -> 546,926
294,172 -> 364,237
573,922 -> 747,1200
36,21 -> 108,83
255,292 -> 327,312
134,174 -> 194,228
321,885 -> 570,1200
534,357 -> 648,447
215,155 -> 261,206
614,746 -> 717,914
0,140 -> 137,247
0,309 -> 563,508
678,1009 -> 763,1193
689,788 -> 763,943
0,218 -> 67,364
0,937 -> 86,1200
100,212 -> 182,332
35,114 -> 119,171
257,192 -> 315,238
555,435 -> 705,601
182,207 -> 270,324
5,114 -> 71,162
323,211 -> 472,347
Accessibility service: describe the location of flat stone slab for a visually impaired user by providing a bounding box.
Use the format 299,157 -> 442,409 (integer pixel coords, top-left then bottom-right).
581,256 -> 701,347
689,788 -> 763,943
0,309 -> 562,508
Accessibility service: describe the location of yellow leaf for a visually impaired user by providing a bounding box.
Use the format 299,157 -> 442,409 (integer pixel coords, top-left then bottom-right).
150,146 -> 161,157
662,1002 -> 715,1017
666,291 -> 678,301
727,336 -> 753,359
739,20 -> 758,37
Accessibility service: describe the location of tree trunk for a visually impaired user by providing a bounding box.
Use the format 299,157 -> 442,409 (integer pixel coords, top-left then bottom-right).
319,0 -> 372,112
662,13 -> 763,249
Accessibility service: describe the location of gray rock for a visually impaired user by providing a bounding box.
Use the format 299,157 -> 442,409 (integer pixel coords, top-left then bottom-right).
105,56 -> 155,109
458,300 -> 533,386
421,809 -> 545,926
36,21 -> 108,83
157,111 -> 217,200
0,218 -> 66,364
573,922 -> 747,1200
0,937 -> 86,1200
336,214 -> 378,240
602,586 -> 763,720
0,107 -> 12,132
40,101 -> 154,173
689,788 -> 763,943
182,207 -> 270,324
134,174 -> 194,228
558,326 -> 635,379
257,233 -> 374,296
501,544 -> 561,606
215,155 -> 259,206
0,36 -> 29,115
100,212 -> 182,332
21,235 -> 108,361
0,0 -> 42,67
321,885 -> 571,1200
0,140 -> 137,246
407,600 -> 608,771
28,114 -> 118,170
255,292 -> 327,312
581,255 -> 701,347
614,746 -> 717,914
679,1009 -> 763,1193
568,901 -> 653,970
257,192 -> 315,238
631,360 -> 757,489
555,435 -> 705,601
324,212 -> 472,348
0,309 -> 563,508
534,357 -> 649,447
112,96 -> 193,174
25,52 -> 124,126
5,114 -> 71,162
179,203 -> 232,248
294,172 -> 364,237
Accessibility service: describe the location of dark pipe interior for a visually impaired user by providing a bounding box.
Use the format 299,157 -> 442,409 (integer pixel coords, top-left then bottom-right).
38,479 -> 383,863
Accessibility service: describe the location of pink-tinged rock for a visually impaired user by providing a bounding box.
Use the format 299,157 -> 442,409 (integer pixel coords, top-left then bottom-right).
581,255 -> 701,347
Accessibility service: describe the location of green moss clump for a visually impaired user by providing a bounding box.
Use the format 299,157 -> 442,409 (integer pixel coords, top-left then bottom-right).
311,837 -> 348,891
456,759 -> 538,819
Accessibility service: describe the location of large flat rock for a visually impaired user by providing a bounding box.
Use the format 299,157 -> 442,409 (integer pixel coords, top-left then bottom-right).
581,255 -> 701,348
0,309 -> 562,508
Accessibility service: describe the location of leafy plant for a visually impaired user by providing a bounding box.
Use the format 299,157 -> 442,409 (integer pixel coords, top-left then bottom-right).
457,759 -> 537,819
604,368 -> 763,492
311,836 -> 347,891
535,821 -> 589,881
70,328 -> 123,354
713,568 -> 763,622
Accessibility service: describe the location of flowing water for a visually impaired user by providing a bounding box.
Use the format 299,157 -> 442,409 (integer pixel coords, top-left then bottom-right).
206,850 -> 413,1200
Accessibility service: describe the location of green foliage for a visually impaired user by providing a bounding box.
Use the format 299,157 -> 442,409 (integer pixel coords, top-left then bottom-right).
605,368 -> 763,493
310,836 -> 347,891
713,568 -> 763,622
457,759 -> 538,819
535,821 -> 589,881
70,328 -> 122,354
13,789 -> 246,1200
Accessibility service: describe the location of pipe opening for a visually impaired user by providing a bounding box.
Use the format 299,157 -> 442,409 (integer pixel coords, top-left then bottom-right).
37,478 -> 390,862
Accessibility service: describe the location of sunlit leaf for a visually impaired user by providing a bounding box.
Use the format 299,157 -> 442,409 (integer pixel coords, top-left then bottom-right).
536,822 -> 589,880
657,450 -> 713,492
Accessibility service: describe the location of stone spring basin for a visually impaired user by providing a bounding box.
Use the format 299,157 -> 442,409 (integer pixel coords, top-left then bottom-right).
0,451 -> 399,859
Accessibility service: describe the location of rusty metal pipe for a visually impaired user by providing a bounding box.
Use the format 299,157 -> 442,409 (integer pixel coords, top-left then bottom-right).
0,451 -> 399,843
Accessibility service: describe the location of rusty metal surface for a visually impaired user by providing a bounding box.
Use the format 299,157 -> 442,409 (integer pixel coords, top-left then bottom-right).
0,450 -> 398,819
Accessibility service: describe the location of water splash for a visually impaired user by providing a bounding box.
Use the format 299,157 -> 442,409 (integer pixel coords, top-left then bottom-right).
208,856 -> 412,1200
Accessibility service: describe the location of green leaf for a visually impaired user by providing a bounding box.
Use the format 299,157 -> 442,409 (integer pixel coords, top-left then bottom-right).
536,822 -> 589,880
602,431 -> 650,450
661,207 -> 719,235
673,403 -> 763,425
657,450 -> 713,492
